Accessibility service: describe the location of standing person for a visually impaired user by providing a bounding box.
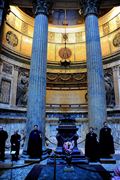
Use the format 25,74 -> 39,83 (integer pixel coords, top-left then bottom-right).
10,130 -> 21,160
27,125 -> 42,159
85,127 -> 99,162
0,126 -> 8,161
99,121 -> 115,158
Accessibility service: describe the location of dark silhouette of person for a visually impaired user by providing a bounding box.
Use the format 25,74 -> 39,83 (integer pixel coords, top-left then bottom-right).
27,125 -> 42,159
0,126 -> 8,161
85,127 -> 99,162
99,121 -> 115,158
11,130 -> 21,161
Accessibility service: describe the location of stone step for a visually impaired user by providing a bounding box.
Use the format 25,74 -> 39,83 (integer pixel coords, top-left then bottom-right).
48,157 -> 88,164
24,158 -> 41,163
99,158 -> 116,164
50,154 -> 85,159
71,158 -> 88,164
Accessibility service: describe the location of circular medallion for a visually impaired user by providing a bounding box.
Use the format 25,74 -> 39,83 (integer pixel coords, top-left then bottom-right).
59,47 -> 72,59
113,32 -> 120,47
6,31 -> 18,47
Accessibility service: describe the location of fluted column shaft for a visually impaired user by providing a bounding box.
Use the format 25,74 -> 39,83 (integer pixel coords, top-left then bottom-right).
80,0 -> 107,130
0,1 -> 5,27
25,0 -> 53,151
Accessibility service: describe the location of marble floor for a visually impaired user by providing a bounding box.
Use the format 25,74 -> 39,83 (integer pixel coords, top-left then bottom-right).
0,150 -> 120,180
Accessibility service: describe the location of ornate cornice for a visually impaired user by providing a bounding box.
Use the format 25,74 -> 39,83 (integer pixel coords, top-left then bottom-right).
80,0 -> 101,17
33,0 -> 53,17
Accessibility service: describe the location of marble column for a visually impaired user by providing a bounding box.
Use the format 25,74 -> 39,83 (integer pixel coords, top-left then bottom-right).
80,0 -> 107,130
24,0 -> 53,152
0,1 -> 5,27
113,65 -> 120,109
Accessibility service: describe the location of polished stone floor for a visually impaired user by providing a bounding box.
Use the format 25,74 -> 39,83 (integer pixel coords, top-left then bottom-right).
38,164 -> 110,180
0,151 -> 120,180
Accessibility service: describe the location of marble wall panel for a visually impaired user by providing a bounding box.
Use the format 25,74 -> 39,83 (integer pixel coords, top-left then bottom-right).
0,79 -> 11,104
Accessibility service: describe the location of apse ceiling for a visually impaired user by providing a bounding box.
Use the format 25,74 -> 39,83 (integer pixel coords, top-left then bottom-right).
20,8 -> 112,25
10,0 -> 120,9
10,0 -> 120,25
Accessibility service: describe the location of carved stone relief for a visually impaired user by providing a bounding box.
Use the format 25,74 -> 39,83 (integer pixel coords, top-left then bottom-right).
48,32 -> 55,42
104,68 -> 115,107
6,31 -> 18,47
0,79 -> 11,104
76,32 -> 83,43
21,21 -> 28,35
47,72 -> 87,88
113,32 -> 120,47
16,68 -> 29,107
103,22 -> 109,35
2,62 -> 12,75
116,16 -> 120,28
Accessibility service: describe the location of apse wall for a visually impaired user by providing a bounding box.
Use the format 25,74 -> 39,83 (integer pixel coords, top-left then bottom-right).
0,6 -> 120,109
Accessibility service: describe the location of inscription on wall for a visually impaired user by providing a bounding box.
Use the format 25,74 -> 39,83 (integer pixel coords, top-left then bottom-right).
0,79 -> 11,104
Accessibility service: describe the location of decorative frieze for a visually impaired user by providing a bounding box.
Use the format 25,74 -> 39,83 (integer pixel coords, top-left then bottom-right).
47,72 -> 87,88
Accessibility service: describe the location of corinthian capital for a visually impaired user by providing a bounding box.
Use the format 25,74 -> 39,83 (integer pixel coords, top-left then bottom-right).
33,0 -> 53,16
80,0 -> 100,17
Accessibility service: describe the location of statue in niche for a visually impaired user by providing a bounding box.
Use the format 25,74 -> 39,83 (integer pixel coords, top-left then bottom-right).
104,69 -> 115,107
84,69 -> 115,107
16,70 -> 29,107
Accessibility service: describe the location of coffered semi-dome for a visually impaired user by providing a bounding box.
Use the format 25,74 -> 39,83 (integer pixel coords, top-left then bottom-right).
2,6 -> 120,66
